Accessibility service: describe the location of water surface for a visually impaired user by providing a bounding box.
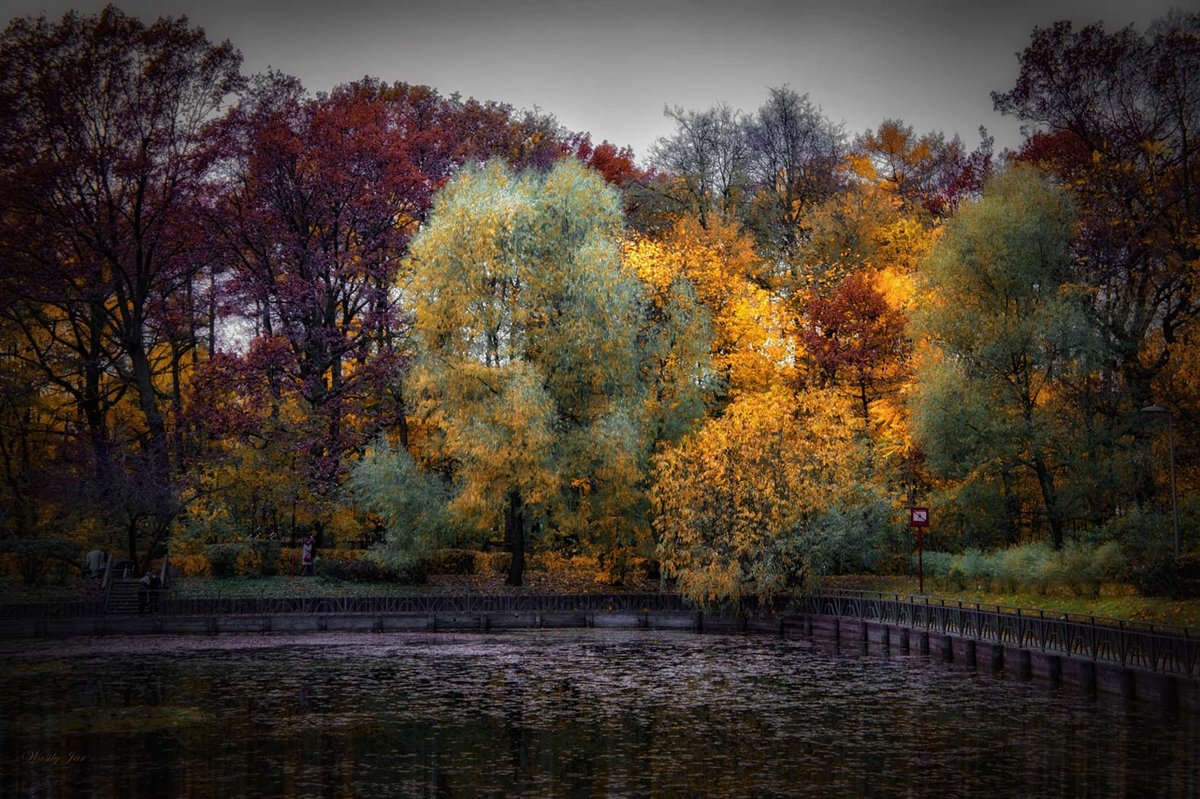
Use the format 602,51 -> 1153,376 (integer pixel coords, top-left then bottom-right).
1,630 -> 1196,797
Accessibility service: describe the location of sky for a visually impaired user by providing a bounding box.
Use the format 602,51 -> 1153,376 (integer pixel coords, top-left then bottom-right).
0,0 -> 1184,163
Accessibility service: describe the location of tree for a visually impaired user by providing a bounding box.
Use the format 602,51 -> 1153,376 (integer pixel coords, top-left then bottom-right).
653,386 -> 860,606
993,14 -> 1200,502
742,86 -> 845,264
0,6 -> 244,567
209,77 -> 421,500
799,271 -> 910,435
910,168 -> 1097,549
855,119 -> 991,219
407,159 -> 646,585
649,104 -> 750,228
622,216 -> 783,405
621,237 -> 715,448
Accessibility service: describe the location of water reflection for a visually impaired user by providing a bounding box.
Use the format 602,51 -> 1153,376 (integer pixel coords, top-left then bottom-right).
1,630 -> 1196,798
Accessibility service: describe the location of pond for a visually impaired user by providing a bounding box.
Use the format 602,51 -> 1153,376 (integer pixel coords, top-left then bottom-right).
1,629 -> 1196,798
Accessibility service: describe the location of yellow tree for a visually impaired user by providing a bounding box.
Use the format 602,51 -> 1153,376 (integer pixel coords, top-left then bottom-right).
653,386 -> 861,605
624,216 -> 784,405
406,159 -> 646,585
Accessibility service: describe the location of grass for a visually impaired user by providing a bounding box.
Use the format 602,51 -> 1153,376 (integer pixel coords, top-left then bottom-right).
823,574 -> 1200,630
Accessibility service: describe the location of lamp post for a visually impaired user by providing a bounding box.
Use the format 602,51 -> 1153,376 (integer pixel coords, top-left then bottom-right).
1141,404 -> 1180,558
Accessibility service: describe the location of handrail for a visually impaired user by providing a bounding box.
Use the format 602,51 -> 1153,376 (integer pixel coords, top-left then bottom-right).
805,591 -> 1200,678
817,588 -> 1200,638
3,590 -> 1197,678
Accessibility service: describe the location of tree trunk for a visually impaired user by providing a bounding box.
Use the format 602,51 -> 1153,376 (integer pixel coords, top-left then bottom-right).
1033,454 -> 1065,550
505,489 -> 525,587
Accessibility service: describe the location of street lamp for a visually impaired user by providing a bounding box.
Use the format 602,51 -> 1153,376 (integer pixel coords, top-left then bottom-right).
1141,404 -> 1180,558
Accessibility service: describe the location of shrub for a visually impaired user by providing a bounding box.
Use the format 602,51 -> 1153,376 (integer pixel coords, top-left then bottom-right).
202,540 -> 280,577
173,553 -> 212,577
317,556 -> 395,583
0,538 -> 85,585
202,544 -> 242,577
949,549 -> 996,588
1127,554 -> 1200,599
325,550 -> 432,585
432,548 -> 479,575
796,498 -> 897,577
474,551 -> 511,576
1050,540 -> 1124,597
915,551 -> 953,580
347,439 -> 454,555
995,543 -> 1053,594
596,549 -> 651,586
234,548 -> 263,576
250,540 -> 281,577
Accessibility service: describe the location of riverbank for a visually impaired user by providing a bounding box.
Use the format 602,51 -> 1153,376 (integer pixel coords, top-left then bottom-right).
3,599 -> 1198,714
5,572 -> 1200,628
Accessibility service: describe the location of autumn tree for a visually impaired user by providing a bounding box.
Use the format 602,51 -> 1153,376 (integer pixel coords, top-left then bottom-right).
855,119 -> 992,219
799,271 -> 910,435
0,6 -> 243,566
649,104 -> 750,228
621,238 -> 715,447
207,77 -> 423,506
910,168 -> 1099,549
623,216 -> 783,406
742,86 -> 845,264
407,159 -> 646,585
653,387 -> 861,606
993,13 -> 1200,502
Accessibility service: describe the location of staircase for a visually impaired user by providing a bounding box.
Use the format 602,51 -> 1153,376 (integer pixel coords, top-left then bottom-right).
105,578 -> 142,614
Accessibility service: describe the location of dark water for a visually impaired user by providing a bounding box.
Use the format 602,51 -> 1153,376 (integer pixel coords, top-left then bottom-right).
0,629 -> 1196,798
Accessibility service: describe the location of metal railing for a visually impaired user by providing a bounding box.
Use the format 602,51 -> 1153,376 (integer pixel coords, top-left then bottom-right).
155,592 -> 687,616
2,587 -> 1197,678
807,590 -> 1200,678
0,592 -> 686,619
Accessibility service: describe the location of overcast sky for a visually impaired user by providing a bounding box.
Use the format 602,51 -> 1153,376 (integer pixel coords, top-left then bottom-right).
0,0 -> 1183,162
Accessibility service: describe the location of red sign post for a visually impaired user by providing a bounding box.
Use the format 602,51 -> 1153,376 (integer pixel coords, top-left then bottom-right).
910,507 -> 929,594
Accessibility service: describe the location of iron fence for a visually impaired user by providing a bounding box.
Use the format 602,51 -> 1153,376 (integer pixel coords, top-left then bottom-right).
2,588 -> 1197,678
809,590 -> 1200,678
0,592 -> 686,619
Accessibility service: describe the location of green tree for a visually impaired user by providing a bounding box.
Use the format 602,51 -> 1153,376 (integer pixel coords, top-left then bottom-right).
347,437 -> 453,559
406,159 -> 646,585
910,168 -> 1098,549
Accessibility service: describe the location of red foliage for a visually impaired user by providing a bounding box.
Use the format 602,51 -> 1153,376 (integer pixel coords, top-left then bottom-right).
800,272 -> 910,391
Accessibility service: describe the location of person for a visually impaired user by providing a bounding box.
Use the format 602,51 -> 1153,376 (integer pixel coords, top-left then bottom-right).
300,534 -> 315,576
84,549 -> 107,578
138,571 -> 162,614
138,572 -> 151,614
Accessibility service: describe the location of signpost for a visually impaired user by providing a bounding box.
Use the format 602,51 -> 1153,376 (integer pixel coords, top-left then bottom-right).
910,507 -> 929,594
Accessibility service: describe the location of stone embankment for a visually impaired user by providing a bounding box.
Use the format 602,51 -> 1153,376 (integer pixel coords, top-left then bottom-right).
2,592 -> 1196,712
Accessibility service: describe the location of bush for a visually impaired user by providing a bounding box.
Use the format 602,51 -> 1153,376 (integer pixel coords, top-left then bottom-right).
1127,554 -> 1200,599
0,538 -> 85,585
347,439 -> 454,554
996,543 -> 1053,594
432,548 -> 479,575
474,551 -> 511,576
173,553 -> 212,577
320,551 -> 432,584
317,556 -> 395,583
946,549 -> 993,589
202,540 -> 280,577
919,551 -> 953,580
235,548 -> 262,576
1050,540 -> 1124,597
202,544 -> 242,578
794,497 -> 898,577
596,549 -> 653,586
